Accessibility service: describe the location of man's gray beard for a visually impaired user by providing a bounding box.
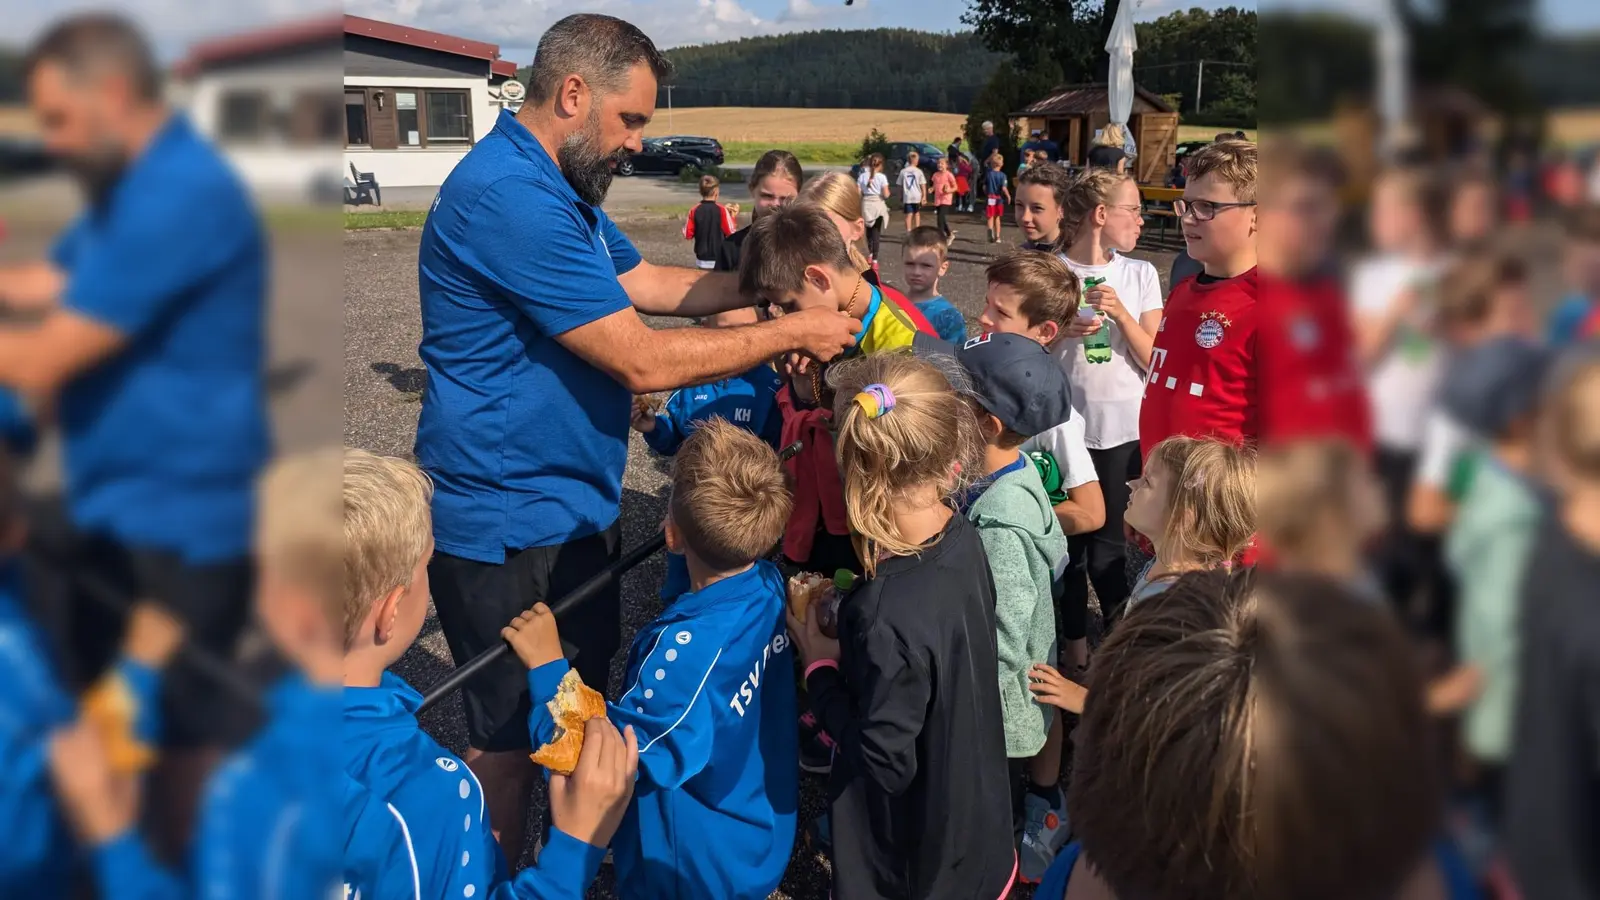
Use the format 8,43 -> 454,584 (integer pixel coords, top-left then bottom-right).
558,109 -> 628,206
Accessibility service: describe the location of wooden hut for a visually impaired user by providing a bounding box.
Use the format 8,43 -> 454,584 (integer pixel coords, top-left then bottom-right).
1011,83 -> 1180,184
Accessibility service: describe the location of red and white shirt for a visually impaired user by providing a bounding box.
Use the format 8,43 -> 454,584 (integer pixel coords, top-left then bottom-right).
1257,272 -> 1372,452
1139,268 -> 1258,461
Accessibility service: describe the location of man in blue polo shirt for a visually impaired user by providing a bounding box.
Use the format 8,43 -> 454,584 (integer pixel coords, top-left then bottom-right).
0,14 -> 267,854
416,13 -> 861,862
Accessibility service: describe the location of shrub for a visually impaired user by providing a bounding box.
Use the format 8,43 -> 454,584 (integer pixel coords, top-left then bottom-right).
678,164 -> 745,184
857,128 -> 892,163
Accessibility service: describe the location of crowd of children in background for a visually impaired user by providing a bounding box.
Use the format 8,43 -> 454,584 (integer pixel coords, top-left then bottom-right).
673,131 -> 1600,900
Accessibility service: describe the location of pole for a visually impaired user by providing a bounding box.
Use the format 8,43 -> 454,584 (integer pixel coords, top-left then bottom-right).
417,440 -> 804,714
667,84 -> 674,130
1195,59 -> 1204,116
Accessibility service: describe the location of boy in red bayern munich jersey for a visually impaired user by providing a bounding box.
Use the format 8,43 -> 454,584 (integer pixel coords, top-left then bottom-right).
1139,140 -> 1259,461
1256,140 -> 1372,452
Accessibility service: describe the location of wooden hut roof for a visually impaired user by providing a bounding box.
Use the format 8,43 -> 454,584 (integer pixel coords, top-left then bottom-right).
1012,83 -> 1177,118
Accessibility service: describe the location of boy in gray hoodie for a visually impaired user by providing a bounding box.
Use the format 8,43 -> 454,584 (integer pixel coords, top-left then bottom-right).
931,332 -> 1074,884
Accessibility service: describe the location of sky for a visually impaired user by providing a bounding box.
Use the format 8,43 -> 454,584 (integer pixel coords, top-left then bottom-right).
1,0 -> 1250,64
2,0 -> 1595,66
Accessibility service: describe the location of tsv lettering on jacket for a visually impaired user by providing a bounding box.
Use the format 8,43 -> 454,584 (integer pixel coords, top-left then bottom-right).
728,631 -> 789,717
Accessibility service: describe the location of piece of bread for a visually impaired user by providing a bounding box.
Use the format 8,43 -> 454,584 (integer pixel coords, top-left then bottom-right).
787,572 -> 830,624
529,670 -> 608,775
82,672 -> 156,774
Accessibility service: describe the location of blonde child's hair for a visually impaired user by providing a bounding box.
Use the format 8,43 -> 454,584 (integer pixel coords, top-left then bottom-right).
1184,139 -> 1258,203
258,448 -> 344,627
1257,439 -> 1371,561
1094,123 -> 1126,149
343,449 -> 434,648
670,418 -> 793,571
1061,167 -> 1135,249
829,351 -> 981,576
799,171 -> 871,272
1145,436 -> 1256,567
1545,351 -> 1600,482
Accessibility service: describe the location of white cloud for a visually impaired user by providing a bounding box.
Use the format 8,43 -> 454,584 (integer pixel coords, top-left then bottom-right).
779,0 -> 830,24
1,0 -> 338,56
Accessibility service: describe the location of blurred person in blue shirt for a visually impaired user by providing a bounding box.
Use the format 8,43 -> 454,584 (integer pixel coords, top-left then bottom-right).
48,450 -> 349,900
0,12 -> 269,855
1547,206 -> 1600,348
0,391 -> 75,897
415,13 -> 857,862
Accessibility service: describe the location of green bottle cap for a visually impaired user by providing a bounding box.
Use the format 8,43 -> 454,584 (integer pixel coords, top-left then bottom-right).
833,569 -> 856,591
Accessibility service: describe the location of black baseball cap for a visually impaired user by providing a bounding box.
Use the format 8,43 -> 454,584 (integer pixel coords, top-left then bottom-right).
915,332 -> 1073,437
1439,337 -> 1552,437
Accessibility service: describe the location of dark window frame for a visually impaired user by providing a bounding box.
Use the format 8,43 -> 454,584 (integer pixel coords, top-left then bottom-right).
343,85 -> 476,150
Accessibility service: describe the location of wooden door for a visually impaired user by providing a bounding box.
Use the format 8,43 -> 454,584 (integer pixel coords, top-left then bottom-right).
367,89 -> 398,150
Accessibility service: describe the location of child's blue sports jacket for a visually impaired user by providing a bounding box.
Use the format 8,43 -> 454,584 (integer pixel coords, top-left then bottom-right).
528,560 -> 799,900
643,366 -> 783,457
88,675 -> 344,900
0,559 -> 74,896
344,672 -> 606,900
644,365 -> 783,601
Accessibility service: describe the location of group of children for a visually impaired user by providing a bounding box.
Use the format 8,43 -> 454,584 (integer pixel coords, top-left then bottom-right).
640,129 -> 1600,900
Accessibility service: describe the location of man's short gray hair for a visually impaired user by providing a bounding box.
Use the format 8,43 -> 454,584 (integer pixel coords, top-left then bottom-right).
24,12 -> 162,102
982,120 -> 995,130
525,14 -> 674,106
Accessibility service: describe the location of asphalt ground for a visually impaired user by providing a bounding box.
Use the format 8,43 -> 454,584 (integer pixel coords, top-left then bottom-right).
344,207 -> 1179,898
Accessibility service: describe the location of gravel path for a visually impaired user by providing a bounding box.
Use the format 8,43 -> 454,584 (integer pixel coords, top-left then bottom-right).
343,209 -> 1178,899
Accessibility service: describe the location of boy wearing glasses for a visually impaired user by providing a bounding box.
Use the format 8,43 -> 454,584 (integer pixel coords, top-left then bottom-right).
1138,140 -> 1259,463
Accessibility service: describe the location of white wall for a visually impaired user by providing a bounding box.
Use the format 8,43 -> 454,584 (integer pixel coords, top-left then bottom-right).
343,75 -> 501,189
181,55 -> 343,200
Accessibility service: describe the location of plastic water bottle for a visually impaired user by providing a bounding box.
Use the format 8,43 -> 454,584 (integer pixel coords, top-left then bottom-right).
1081,276 -> 1113,364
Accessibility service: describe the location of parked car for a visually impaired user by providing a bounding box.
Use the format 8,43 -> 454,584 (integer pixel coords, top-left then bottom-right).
0,137 -> 56,181
851,141 -> 944,182
618,139 -> 712,177
653,135 -> 724,167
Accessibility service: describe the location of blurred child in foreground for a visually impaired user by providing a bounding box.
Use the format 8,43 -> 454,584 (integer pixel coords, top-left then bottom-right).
1034,569 -> 1479,900
49,450 -> 346,898
1505,346 -> 1600,900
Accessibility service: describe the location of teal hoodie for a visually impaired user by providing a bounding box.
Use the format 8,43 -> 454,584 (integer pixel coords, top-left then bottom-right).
967,462 -> 1070,757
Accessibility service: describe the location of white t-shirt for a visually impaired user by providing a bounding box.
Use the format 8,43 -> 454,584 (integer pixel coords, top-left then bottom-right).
859,172 -> 889,198
899,166 -> 926,204
1349,254 -> 1447,451
1415,409 -> 1475,490
1051,253 -> 1165,449
1021,412 -> 1097,491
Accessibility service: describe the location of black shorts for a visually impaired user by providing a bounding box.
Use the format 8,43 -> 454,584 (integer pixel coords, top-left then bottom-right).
430,523 -> 622,752
22,496 -> 257,749
903,203 -> 922,214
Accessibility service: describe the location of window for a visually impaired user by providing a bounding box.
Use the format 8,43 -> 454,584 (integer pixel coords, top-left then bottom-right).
219,91 -> 269,142
344,87 -> 474,150
395,90 -> 420,147
345,91 -> 369,146
426,90 -> 471,143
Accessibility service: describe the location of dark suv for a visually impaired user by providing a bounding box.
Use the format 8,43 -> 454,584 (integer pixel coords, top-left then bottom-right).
852,141 -> 944,181
652,135 -> 724,167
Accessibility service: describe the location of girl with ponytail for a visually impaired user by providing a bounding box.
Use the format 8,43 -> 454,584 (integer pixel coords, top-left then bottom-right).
785,351 -> 1018,900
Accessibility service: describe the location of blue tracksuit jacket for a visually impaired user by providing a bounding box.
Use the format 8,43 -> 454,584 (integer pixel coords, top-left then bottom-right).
528,560 -> 799,900
344,672 -> 605,900
644,366 -> 784,602
0,559 -> 74,897
89,675 -> 343,900
0,388 -> 34,456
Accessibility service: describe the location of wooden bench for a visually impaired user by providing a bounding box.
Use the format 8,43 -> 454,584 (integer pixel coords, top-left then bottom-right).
1139,185 -> 1184,242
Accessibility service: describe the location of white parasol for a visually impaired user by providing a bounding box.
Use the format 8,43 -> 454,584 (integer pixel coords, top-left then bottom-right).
1105,0 -> 1139,159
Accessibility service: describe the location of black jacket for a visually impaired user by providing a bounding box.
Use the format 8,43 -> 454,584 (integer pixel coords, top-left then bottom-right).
714,225 -> 750,271
687,199 -> 732,263
806,514 -> 1014,900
